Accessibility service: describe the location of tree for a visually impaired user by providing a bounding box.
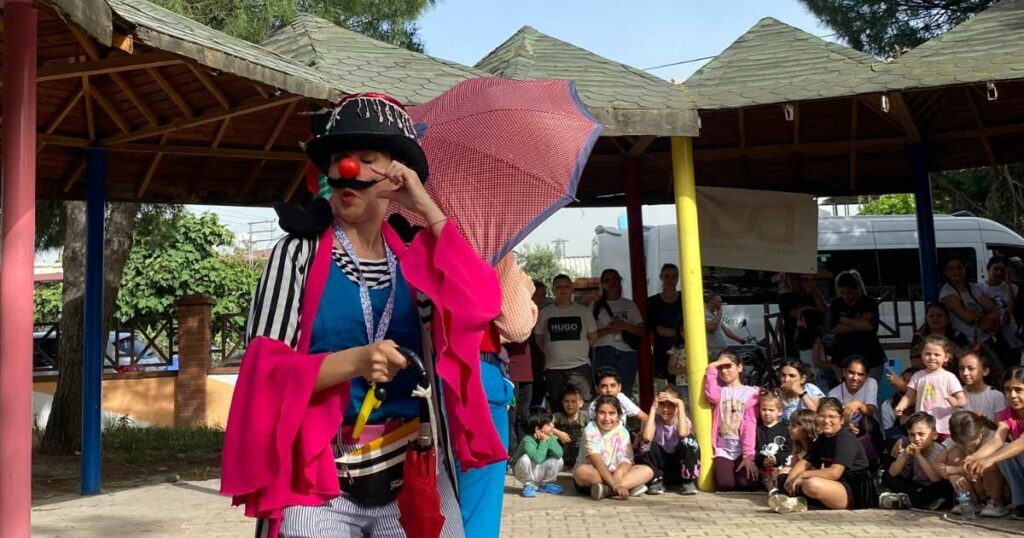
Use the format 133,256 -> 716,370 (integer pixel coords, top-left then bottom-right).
858,193 -> 917,215
798,0 -> 995,57
517,244 -> 577,290
117,211 -> 264,322
153,0 -> 436,51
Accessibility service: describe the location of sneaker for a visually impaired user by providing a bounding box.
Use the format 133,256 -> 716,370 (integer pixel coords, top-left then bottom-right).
629,485 -> 648,497
521,484 -> 537,498
951,503 -> 963,515
1011,505 -> 1024,520
539,483 -> 563,495
768,491 -> 783,511
647,480 -> 666,495
774,495 -> 808,514
679,482 -> 698,496
879,492 -> 910,510
590,483 -> 609,500
926,497 -> 946,511
981,501 -> 1010,518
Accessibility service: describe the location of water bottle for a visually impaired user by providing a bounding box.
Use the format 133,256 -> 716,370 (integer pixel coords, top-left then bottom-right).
958,491 -> 977,521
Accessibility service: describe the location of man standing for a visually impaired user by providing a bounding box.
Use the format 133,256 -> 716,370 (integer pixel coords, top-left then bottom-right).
535,274 -> 597,412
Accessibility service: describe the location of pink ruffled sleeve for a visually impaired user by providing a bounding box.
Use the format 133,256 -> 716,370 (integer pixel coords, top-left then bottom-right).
386,220 -> 506,469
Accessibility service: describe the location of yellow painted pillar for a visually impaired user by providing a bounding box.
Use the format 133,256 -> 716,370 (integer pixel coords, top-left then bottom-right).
670,136 -> 713,492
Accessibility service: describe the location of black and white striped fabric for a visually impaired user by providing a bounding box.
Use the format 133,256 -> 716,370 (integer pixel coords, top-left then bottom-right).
330,248 -> 391,289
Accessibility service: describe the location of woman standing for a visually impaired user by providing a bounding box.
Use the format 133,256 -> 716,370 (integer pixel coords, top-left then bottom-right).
979,255 -> 1022,368
828,271 -> 886,381
647,264 -> 681,384
592,269 -> 646,397
221,93 -> 503,538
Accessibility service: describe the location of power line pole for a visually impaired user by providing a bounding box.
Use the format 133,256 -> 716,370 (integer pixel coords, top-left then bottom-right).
245,219 -> 280,264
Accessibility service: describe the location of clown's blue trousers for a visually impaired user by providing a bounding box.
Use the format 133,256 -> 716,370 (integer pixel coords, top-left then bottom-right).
456,355 -> 514,538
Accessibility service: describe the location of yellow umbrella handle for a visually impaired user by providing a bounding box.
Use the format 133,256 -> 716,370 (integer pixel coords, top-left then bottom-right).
351,385 -> 383,440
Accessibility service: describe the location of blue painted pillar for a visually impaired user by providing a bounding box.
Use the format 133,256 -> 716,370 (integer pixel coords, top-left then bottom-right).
82,148 -> 106,495
910,142 -> 939,304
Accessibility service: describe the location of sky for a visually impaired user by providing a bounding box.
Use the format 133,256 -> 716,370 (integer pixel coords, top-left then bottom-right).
191,0 -> 834,258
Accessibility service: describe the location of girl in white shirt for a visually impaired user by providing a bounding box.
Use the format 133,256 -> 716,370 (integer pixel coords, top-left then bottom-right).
958,347 -> 1009,422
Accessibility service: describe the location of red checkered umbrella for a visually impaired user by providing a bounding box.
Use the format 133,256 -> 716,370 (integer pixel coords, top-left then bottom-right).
391,77 -> 602,263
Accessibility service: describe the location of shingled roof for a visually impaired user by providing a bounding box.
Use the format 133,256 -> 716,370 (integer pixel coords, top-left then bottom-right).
883,0 -> 1024,90
475,26 -> 699,137
51,0 -> 347,101
682,17 -> 883,110
261,14 -> 486,104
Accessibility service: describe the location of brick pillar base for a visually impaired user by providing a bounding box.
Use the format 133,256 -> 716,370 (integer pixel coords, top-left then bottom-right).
175,294 -> 215,427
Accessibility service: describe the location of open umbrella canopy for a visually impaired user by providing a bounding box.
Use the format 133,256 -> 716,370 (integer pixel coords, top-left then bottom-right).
390,77 -> 603,263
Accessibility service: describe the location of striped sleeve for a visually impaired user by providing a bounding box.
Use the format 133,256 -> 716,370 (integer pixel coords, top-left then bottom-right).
246,234 -> 316,348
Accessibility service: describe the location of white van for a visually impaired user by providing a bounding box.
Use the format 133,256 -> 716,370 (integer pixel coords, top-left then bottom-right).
591,214 -> 1024,348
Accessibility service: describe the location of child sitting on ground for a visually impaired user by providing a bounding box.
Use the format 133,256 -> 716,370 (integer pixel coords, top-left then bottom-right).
512,406 -> 565,498
638,385 -> 700,495
879,412 -> 954,511
573,395 -> 654,500
958,347 -> 1008,422
964,366 -> 1024,520
895,335 -> 966,441
771,408 -> 818,490
588,367 -> 647,425
934,410 -> 1008,517
755,390 -> 791,492
772,397 -> 877,512
553,385 -> 588,467
705,350 -> 760,492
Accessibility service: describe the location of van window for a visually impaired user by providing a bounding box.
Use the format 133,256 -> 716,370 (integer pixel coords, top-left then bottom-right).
988,245 -> 1024,283
821,247 -> 978,300
702,266 -> 776,305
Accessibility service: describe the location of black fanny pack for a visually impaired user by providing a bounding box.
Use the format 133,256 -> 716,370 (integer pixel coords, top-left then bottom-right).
336,419 -> 418,506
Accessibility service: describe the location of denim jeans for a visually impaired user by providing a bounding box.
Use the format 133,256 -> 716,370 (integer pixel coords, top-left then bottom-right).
592,346 -> 638,397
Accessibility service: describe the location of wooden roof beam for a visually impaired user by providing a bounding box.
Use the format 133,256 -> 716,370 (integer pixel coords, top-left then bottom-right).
856,95 -> 909,137
147,67 -> 194,118
37,86 -> 85,153
186,63 -> 231,110
90,87 -> 131,133
627,135 -> 656,156
886,93 -> 920,143
34,52 -> 183,83
137,133 -> 171,199
83,76 -> 96,140
241,100 -> 299,197
111,143 -> 307,161
69,25 -> 160,128
962,87 -> 1000,177
849,99 -> 858,191
99,95 -> 302,146
284,163 -> 309,202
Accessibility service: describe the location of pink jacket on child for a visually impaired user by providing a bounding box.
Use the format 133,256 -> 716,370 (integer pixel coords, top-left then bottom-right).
220,220 -> 504,537
703,366 -> 759,459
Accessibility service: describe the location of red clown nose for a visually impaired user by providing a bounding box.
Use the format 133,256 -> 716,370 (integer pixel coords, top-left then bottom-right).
337,157 -> 361,179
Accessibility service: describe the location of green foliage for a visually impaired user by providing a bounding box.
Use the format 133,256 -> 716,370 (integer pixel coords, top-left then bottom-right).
102,423 -> 223,466
34,283 -> 64,323
799,0 -> 995,57
859,193 -> 918,215
116,211 -> 263,322
517,244 -> 575,290
152,0 -> 435,50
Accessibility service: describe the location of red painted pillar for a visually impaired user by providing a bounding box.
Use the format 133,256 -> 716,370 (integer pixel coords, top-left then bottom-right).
0,1 -> 37,536
624,159 -> 653,409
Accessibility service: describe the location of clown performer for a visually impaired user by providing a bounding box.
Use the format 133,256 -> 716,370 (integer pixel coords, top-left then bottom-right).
220,93 -> 507,538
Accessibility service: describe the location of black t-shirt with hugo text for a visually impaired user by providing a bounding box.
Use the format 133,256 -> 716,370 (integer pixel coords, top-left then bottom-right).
805,428 -> 870,477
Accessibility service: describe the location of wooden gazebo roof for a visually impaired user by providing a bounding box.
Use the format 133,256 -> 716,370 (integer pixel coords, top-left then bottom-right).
680,0 -> 1024,197
261,14 -> 487,105
17,0 -> 354,206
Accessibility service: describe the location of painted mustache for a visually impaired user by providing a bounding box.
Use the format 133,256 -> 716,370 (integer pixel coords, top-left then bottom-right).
326,178 -> 384,190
